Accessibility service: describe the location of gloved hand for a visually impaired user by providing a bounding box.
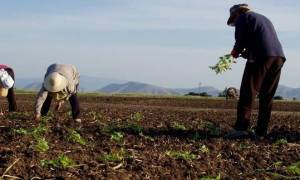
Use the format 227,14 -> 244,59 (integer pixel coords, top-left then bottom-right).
230,49 -> 239,58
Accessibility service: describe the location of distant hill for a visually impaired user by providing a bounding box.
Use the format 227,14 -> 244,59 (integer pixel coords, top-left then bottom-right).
276,85 -> 300,99
98,81 -> 221,96
98,81 -> 179,95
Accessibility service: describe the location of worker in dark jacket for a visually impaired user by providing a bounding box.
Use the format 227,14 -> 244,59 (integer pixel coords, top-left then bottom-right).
226,4 -> 286,138
0,64 -> 17,114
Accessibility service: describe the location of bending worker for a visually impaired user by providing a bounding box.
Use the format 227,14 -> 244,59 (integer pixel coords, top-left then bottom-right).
35,64 -> 81,122
0,64 -> 17,114
226,4 -> 286,138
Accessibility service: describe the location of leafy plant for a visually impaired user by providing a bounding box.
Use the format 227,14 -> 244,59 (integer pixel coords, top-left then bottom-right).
41,154 -> 75,169
210,54 -> 234,74
286,161 -> 300,175
125,124 -> 143,134
98,148 -> 128,163
203,122 -> 220,136
88,111 -> 102,120
67,129 -> 87,145
165,150 -> 197,161
130,112 -> 143,122
171,122 -> 187,131
200,173 -> 221,180
11,128 -> 29,135
110,131 -> 123,142
31,124 -> 48,139
199,145 -> 209,154
34,138 -> 49,152
275,138 -> 288,145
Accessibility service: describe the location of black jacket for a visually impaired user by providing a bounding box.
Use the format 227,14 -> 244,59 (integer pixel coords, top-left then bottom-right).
234,11 -> 285,61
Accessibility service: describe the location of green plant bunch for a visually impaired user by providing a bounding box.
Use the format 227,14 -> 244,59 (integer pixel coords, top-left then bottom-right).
34,138 -> 49,152
200,173 -> 221,180
165,150 -> 197,161
11,128 -> 29,135
130,112 -> 143,122
210,54 -> 234,74
171,122 -> 187,131
110,131 -> 124,142
41,154 -> 75,169
286,161 -> 300,176
67,129 -> 87,145
98,148 -> 129,163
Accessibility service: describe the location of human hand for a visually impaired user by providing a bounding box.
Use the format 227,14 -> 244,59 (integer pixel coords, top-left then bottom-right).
55,101 -> 64,112
35,114 -> 41,121
230,49 -> 239,59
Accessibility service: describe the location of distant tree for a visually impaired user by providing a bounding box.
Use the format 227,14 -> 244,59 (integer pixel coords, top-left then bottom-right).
184,92 -> 212,97
218,88 -> 227,97
185,92 -> 199,96
273,95 -> 284,100
293,97 -> 297,101
199,92 -> 212,97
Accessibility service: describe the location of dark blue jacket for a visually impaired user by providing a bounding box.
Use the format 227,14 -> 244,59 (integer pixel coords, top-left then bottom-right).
234,11 -> 285,61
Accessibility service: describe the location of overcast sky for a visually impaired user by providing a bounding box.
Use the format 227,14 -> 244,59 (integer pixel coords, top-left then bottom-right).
0,0 -> 299,89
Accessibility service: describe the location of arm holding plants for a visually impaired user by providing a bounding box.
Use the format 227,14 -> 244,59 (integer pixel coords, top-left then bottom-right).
231,16 -> 248,58
35,87 -> 48,121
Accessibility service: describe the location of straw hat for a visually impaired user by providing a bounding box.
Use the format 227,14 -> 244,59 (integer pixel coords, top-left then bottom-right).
227,4 -> 250,26
0,87 -> 8,97
44,72 -> 67,92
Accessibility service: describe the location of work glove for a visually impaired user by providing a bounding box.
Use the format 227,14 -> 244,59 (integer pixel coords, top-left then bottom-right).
230,49 -> 239,58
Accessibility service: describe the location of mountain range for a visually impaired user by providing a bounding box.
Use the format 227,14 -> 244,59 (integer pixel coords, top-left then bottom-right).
14,75 -> 300,99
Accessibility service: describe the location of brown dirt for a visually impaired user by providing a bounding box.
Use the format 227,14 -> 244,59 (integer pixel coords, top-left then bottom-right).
0,94 -> 300,179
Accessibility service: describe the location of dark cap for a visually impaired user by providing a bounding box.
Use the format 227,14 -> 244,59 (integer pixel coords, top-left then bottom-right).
227,4 -> 250,26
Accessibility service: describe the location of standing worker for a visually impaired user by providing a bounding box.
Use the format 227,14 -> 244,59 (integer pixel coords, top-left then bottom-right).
226,4 -> 286,138
0,64 -> 17,114
35,64 -> 81,122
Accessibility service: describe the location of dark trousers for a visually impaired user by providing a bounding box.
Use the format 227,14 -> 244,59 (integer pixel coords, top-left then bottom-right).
234,57 -> 284,136
41,93 -> 80,119
5,68 -> 17,112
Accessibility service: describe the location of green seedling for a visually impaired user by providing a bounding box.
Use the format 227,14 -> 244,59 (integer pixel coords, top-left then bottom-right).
110,131 -> 124,142
41,154 -> 75,169
140,133 -> 155,141
286,161 -> 300,176
203,122 -> 220,136
130,112 -> 143,122
11,128 -> 29,135
67,129 -> 87,145
31,124 -> 48,139
210,54 -> 234,74
34,137 -> 49,152
275,138 -> 288,145
98,148 -> 128,163
165,150 -> 197,161
171,122 -> 187,131
125,124 -> 143,134
239,143 -> 250,149
88,111 -> 102,120
200,173 -> 221,180
199,145 -> 209,154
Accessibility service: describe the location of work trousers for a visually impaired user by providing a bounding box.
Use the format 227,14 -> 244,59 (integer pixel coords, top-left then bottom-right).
5,68 -> 17,112
41,93 -> 80,119
234,57 -> 285,136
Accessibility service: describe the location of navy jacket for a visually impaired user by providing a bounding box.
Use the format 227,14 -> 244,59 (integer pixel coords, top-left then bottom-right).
233,11 -> 285,61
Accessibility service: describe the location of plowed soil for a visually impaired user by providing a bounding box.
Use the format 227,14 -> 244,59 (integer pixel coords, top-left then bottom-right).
0,94 -> 300,179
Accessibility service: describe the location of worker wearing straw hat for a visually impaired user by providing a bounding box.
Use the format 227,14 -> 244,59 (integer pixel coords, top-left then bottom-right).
0,64 -> 17,115
35,64 -> 81,122
225,4 -> 286,139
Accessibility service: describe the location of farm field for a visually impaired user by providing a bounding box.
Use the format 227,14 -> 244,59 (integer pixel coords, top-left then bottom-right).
0,94 -> 300,179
